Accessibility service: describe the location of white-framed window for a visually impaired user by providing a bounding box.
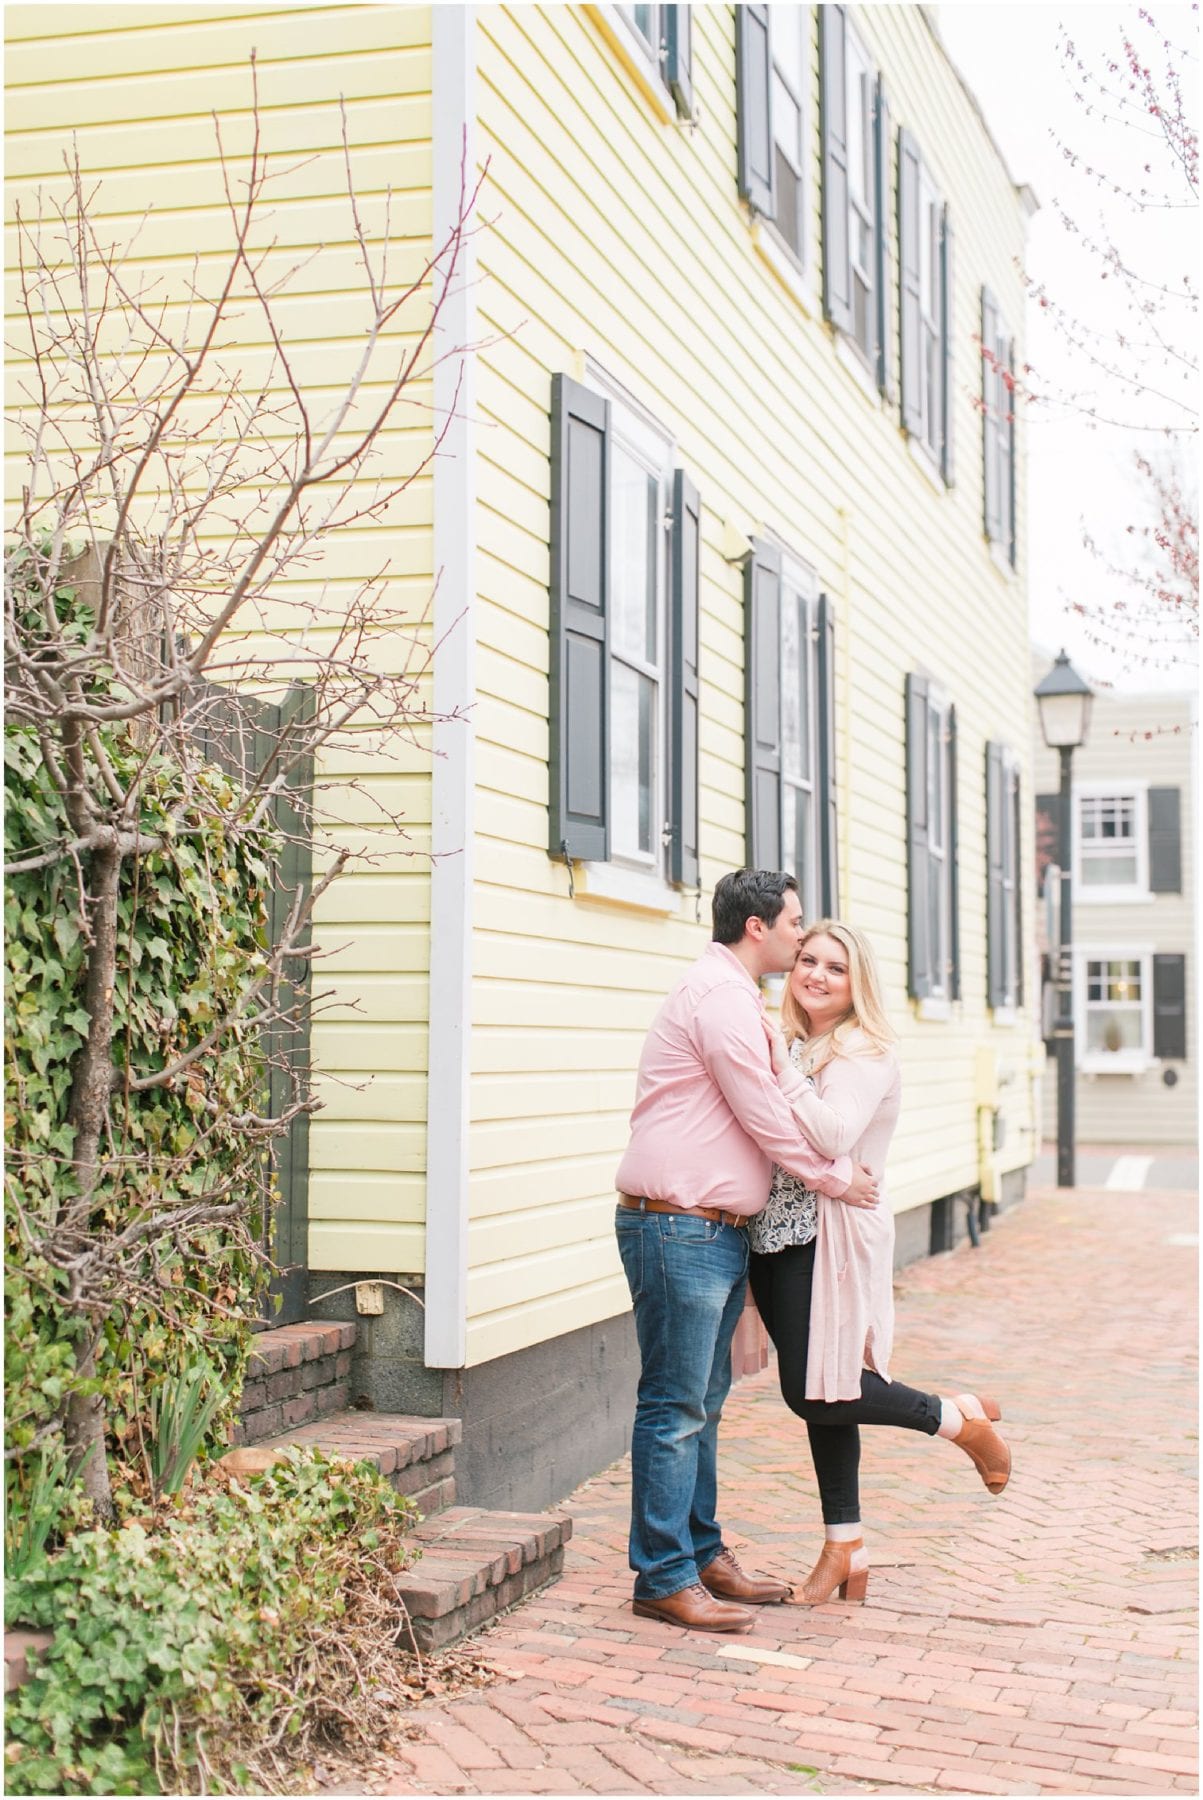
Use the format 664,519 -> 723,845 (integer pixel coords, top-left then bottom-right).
986,742 -> 1022,1012
981,287 -> 1016,564
595,374 -> 673,873
778,553 -> 820,923
916,166 -> 942,461
608,4 -> 692,118
926,690 -> 952,997
1074,781 -> 1150,901
906,672 -> 958,1008
768,5 -> 812,269
845,20 -> 875,363
1076,948 -> 1154,1072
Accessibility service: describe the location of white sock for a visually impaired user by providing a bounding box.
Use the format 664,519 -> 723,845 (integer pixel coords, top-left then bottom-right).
824,1521 -> 862,1542
937,1393 -> 986,1439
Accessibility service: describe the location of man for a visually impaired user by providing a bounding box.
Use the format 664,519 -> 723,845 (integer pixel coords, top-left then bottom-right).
614,869 -> 880,1634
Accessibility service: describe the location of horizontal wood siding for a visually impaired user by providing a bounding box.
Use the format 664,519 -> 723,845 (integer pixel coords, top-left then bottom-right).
465,5 -> 1038,1364
5,3 -> 436,1277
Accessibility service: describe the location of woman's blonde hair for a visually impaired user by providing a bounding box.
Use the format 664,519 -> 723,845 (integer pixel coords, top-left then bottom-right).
780,918 -> 895,1074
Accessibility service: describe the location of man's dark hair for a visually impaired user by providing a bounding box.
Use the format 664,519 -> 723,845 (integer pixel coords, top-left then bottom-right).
711,869 -> 799,945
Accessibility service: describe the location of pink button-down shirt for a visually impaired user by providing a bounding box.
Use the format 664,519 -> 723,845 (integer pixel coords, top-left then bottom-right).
615,943 -> 853,1215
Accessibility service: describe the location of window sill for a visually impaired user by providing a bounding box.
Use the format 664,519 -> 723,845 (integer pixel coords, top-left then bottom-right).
577,859 -> 678,915
586,4 -> 675,124
1079,1055 -> 1157,1077
750,219 -> 818,318
1076,889 -> 1154,906
990,1005 -> 1020,1026
835,332 -> 882,407
915,995 -> 952,1022
907,432 -> 946,494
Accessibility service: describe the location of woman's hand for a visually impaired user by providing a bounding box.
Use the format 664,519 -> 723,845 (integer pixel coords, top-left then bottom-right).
763,1017 -> 792,1079
841,1164 -> 880,1209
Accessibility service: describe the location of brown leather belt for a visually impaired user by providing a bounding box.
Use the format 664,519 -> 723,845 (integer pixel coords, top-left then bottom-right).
619,1194 -> 748,1230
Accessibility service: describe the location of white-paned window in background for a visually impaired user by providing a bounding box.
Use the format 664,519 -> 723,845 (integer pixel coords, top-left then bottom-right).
779,561 -> 820,921
623,3 -> 661,55
917,165 -> 942,460
1079,953 -> 1152,1070
1076,785 -> 1148,898
845,21 -> 875,361
608,404 -> 671,869
770,5 -> 809,264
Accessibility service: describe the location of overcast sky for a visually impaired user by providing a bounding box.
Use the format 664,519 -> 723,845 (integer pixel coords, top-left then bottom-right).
934,1 -> 1198,694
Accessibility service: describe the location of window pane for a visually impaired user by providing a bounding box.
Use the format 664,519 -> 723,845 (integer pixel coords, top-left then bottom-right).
780,592 -> 811,782
611,446 -> 658,664
629,4 -> 656,48
611,663 -> 655,858
773,148 -> 803,257
1086,1008 -> 1143,1054
782,783 -> 816,919
1104,960 -> 1142,999
773,3 -> 804,95
1081,852 -> 1138,887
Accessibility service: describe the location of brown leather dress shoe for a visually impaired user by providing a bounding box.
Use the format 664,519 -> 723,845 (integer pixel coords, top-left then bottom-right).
632,1582 -> 755,1633
699,1546 -> 791,1604
953,1394 -> 1011,1494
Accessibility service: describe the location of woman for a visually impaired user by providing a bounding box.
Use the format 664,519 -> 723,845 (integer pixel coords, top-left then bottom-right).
748,919 -> 1010,1607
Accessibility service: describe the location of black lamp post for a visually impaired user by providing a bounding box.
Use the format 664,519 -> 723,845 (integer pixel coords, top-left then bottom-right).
1034,649 -> 1094,1188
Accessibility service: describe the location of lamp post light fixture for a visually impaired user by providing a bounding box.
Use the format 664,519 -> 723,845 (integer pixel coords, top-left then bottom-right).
1034,649 -> 1094,1188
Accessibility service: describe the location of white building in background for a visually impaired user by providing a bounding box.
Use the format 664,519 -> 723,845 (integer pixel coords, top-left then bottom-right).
1033,671 -> 1196,1149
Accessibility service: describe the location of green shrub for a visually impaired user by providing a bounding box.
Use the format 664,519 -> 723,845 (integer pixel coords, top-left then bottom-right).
5,1449 -> 419,1796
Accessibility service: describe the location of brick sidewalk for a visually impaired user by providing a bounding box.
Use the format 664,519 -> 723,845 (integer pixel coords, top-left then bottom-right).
362,1187 -> 1198,1798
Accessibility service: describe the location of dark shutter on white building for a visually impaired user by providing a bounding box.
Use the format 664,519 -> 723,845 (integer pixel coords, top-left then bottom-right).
986,741 -> 1006,1008
548,374 -> 610,863
1152,954 -> 1187,1060
669,469 -> 701,888
819,3 -> 853,334
940,205 -> 956,485
745,539 -> 782,868
947,703 -> 960,1000
1148,787 -> 1182,894
736,4 -> 775,216
873,76 -> 893,401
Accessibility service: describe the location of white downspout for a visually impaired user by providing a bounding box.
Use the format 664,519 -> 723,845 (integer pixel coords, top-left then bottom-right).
424,3 -> 477,1368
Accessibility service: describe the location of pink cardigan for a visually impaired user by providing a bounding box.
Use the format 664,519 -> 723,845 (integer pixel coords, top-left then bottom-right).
781,1030 -> 902,1402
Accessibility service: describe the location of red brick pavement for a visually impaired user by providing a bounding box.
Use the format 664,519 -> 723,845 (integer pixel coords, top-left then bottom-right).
353,1187 -> 1198,1798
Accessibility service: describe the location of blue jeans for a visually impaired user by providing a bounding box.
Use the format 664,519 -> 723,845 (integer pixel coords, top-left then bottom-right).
615,1203 -> 750,1600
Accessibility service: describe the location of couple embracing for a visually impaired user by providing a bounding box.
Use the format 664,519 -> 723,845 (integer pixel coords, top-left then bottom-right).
614,869 -> 1011,1634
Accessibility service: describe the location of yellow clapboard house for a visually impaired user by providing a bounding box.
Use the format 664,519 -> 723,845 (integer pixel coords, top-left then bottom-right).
6,3 -> 1041,1509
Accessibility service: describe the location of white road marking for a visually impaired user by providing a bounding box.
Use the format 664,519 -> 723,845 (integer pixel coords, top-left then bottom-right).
723,1644 -> 814,1670
1104,1155 -> 1154,1190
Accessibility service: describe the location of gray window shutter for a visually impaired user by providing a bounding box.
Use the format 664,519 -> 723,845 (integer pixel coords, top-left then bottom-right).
818,592 -> 839,915
1149,786 -> 1182,893
940,204 -> 955,485
1012,763 -> 1024,1008
905,672 -> 932,998
982,287 -> 1001,543
948,703 -> 960,1000
874,77 -> 893,401
736,5 -> 774,216
549,373 -> 609,863
1152,954 -> 1187,1060
897,127 -> 922,437
745,539 -> 782,869
986,741 -> 1005,1007
669,468 -> 701,888
820,3 -> 853,333
666,4 -> 693,119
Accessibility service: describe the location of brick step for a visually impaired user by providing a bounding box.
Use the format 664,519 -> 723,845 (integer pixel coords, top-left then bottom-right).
235,1321 -> 358,1445
253,1409 -> 461,1515
396,1505 -> 573,1652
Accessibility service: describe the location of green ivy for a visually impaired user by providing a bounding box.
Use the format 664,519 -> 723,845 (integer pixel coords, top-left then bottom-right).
5,683 -> 279,1530
5,1450 -> 418,1796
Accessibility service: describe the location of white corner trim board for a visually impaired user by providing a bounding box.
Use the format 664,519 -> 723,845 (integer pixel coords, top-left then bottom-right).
424,6 -> 478,1370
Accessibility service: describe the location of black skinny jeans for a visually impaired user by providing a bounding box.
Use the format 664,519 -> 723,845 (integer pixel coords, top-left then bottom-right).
748,1238 -> 941,1525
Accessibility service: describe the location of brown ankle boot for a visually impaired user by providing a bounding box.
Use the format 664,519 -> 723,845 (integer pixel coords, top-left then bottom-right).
953,1395 -> 1011,1493
798,1538 -> 869,1605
